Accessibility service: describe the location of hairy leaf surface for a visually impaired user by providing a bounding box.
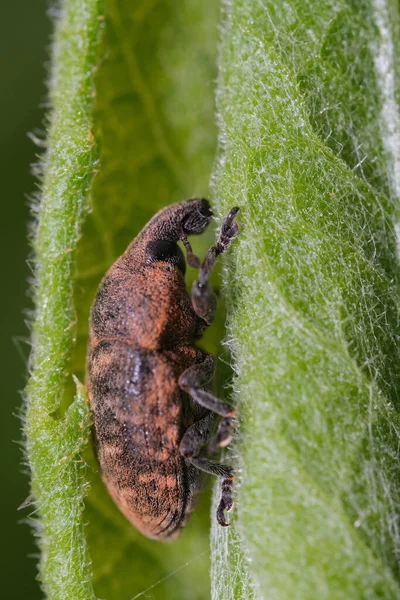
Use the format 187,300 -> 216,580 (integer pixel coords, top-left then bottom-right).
25,0 -> 102,597
211,1 -> 400,598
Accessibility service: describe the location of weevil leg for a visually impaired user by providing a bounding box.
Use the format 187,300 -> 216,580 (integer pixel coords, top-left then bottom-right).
218,475 -> 235,526
191,207 -> 239,325
179,412 -> 216,458
179,354 -> 235,452
181,235 -> 201,269
197,206 -> 240,286
189,456 -> 234,526
183,386 -> 236,419
178,349 -> 237,528
179,355 -> 236,416
180,416 -> 235,527
208,417 -> 233,454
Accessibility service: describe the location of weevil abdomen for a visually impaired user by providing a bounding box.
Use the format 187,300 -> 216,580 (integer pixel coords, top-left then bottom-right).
87,339 -> 204,539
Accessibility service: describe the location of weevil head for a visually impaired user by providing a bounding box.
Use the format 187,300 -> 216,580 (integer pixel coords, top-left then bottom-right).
123,198 -> 214,267
181,198 -> 213,235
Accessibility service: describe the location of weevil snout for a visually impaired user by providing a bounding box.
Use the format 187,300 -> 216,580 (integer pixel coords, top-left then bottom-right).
181,198 -> 213,235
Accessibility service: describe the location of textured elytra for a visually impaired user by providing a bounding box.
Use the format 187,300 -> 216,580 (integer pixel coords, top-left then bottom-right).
87,199 -> 238,540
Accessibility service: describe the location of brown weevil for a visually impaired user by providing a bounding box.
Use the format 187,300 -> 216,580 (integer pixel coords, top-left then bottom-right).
86,199 -> 239,540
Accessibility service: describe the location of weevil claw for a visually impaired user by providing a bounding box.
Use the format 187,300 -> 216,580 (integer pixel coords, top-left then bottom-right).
216,475 -> 235,527
217,503 -> 230,527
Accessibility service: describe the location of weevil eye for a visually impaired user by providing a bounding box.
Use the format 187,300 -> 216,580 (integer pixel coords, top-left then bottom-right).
146,240 -> 186,274
181,199 -> 213,235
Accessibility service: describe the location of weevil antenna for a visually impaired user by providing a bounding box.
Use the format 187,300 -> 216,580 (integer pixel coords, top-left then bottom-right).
181,235 -> 201,269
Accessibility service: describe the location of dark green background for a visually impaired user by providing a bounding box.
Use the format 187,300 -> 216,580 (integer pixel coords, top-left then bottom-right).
1,1 -> 49,597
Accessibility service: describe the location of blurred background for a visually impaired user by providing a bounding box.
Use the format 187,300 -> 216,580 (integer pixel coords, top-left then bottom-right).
1,1 -> 50,597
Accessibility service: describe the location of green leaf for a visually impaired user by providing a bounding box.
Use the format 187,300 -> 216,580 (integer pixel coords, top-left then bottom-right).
72,1 -> 221,599
24,0 -> 102,597
211,0 -> 400,598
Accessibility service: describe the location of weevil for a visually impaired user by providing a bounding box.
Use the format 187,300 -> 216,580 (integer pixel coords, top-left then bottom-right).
86,199 -> 239,540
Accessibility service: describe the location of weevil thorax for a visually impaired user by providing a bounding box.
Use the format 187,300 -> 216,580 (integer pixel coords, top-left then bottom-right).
89,198 -> 212,352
